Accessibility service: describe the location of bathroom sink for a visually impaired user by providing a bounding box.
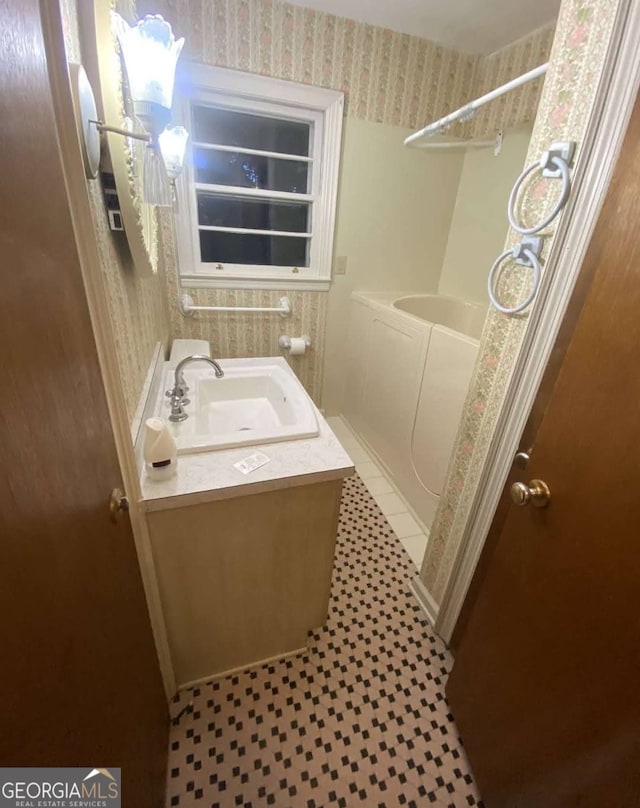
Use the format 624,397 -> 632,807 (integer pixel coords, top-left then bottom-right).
161,358 -> 319,453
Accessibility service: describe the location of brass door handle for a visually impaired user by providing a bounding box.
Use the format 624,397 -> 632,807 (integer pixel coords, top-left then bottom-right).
510,479 -> 551,508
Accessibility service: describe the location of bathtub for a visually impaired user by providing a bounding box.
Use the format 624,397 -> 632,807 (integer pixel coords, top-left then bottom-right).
342,292 -> 487,531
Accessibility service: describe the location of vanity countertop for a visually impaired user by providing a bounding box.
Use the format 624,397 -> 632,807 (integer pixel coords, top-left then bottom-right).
138,358 -> 354,512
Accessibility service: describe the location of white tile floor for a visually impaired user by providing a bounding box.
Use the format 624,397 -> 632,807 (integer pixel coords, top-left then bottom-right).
326,415 -> 429,569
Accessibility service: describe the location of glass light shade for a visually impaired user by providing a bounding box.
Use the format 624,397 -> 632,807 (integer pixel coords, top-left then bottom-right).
111,12 -> 184,112
158,126 -> 189,179
143,145 -> 172,207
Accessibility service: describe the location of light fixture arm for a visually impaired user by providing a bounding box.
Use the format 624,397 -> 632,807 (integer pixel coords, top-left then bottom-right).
90,119 -> 152,143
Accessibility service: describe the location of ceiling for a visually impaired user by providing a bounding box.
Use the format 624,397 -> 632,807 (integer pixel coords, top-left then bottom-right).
283,0 -> 561,54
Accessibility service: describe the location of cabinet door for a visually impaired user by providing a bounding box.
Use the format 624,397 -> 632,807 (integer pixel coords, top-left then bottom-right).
148,482 -> 343,684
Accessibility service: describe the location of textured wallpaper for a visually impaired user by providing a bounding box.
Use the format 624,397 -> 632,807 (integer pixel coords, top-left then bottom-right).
420,0 -> 620,605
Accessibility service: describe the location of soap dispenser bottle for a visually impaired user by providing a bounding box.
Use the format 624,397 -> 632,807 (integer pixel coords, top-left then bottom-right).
143,417 -> 178,480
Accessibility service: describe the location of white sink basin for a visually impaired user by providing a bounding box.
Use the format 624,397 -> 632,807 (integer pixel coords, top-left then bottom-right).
160,358 -> 319,453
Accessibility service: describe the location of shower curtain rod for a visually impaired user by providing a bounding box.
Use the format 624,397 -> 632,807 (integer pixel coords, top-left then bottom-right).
404,62 -> 549,147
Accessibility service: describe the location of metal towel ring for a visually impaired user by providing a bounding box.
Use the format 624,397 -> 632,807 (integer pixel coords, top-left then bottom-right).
507,152 -> 571,235
488,244 -> 542,315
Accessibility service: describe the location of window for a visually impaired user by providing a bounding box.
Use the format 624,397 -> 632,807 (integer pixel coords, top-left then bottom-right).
175,65 -> 344,290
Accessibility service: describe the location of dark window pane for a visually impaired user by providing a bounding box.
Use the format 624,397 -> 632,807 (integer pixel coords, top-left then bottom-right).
194,148 -> 309,193
193,106 -> 310,156
199,231 -> 309,266
197,194 -> 309,233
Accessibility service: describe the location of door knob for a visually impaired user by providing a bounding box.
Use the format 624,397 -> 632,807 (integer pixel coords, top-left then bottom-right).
109,487 -> 130,522
510,479 -> 551,508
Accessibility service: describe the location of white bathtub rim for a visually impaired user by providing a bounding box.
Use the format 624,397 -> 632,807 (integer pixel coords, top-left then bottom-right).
350,290 -> 485,343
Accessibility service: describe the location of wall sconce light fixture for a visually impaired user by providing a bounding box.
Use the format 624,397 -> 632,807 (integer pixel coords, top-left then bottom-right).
111,13 -> 184,134
158,125 -> 190,183
111,12 -> 184,206
72,12 -> 188,207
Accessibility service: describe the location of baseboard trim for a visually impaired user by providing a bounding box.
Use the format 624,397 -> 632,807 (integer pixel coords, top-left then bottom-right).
410,577 -> 439,627
177,646 -> 308,691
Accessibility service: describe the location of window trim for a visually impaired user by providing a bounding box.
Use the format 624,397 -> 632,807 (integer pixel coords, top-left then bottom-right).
175,63 -> 344,291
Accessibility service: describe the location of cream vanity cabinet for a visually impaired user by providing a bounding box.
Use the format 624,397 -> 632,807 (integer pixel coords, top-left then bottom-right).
140,356 -> 353,687
146,475 -> 350,687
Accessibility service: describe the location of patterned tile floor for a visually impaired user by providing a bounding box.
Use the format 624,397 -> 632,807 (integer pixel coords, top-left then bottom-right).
166,474 -> 483,808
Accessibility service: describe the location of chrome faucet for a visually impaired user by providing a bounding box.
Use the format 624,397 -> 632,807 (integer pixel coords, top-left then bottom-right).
168,354 -> 224,422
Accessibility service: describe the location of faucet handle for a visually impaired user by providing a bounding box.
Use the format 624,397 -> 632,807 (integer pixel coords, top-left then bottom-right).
165,388 -> 190,402
166,371 -> 189,397
168,395 -> 189,423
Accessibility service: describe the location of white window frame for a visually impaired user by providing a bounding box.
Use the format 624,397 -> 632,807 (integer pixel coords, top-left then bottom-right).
175,64 -> 344,291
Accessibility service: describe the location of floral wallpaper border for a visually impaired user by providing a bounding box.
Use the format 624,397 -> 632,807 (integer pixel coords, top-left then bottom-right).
471,24 -> 555,139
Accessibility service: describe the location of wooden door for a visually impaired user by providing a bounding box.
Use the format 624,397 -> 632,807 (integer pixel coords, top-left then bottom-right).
446,96 -> 640,807
0,1 -> 168,803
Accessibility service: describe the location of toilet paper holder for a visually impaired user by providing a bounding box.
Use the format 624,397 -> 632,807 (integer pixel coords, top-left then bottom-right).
279,334 -> 312,354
